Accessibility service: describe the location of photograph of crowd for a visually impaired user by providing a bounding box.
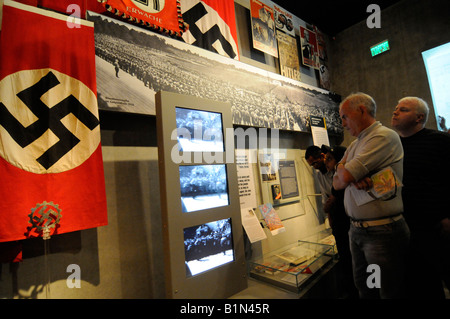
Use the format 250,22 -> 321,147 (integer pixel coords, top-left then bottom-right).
175,107 -> 224,152
184,218 -> 234,277
179,164 -> 229,213
87,12 -> 343,136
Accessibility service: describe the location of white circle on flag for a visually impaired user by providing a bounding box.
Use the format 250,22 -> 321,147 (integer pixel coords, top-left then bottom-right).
131,0 -> 165,13
0,68 -> 100,174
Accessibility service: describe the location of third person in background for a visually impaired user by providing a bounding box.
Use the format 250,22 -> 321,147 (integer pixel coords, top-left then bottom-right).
392,96 -> 450,299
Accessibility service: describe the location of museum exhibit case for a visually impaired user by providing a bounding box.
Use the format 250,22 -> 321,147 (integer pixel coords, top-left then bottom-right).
248,239 -> 334,293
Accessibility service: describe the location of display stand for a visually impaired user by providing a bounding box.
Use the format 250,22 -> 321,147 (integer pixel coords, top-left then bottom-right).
248,240 -> 333,293
156,91 -> 247,299
43,226 -> 51,299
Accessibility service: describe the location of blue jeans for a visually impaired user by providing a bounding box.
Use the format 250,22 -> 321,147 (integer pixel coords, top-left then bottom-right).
349,217 -> 410,299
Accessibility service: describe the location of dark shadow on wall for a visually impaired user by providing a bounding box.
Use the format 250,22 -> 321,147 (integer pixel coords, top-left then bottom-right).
111,158 -> 165,298
1,229 -> 101,299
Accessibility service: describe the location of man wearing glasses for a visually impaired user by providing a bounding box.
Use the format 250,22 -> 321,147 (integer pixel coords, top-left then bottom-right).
333,92 -> 409,299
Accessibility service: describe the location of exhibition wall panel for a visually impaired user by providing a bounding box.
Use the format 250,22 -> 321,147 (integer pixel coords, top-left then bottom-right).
88,11 -> 342,137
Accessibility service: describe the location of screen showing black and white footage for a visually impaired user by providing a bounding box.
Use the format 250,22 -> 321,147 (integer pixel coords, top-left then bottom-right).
184,218 -> 234,278
179,164 -> 229,213
175,107 -> 224,152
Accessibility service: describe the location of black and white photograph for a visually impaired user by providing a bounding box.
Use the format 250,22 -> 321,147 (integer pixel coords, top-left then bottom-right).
184,218 -> 234,277
179,164 -> 229,213
175,107 -> 224,152
87,11 -> 343,136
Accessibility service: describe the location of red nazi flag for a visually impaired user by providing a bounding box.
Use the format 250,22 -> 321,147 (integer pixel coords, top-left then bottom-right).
180,0 -> 239,60
0,0 -> 108,243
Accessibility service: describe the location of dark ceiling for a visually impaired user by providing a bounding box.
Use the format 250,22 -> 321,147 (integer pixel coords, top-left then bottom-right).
271,0 -> 402,36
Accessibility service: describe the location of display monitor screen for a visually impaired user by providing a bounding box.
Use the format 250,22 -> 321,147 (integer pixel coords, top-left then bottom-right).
175,107 -> 224,152
179,164 -> 229,213
422,42 -> 450,132
184,218 -> 234,277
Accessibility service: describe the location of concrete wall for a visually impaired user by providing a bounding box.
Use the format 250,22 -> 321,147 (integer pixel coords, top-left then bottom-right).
328,0 -> 450,145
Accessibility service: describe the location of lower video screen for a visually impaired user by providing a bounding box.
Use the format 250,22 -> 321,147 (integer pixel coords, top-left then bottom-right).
179,164 -> 229,213
184,218 -> 234,277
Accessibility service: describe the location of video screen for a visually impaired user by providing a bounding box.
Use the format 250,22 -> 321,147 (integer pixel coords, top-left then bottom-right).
175,107 -> 224,152
179,164 -> 229,213
184,218 -> 234,277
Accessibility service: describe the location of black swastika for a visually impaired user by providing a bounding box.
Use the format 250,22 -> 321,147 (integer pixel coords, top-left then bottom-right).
134,0 -> 160,11
0,71 -> 99,170
183,2 -> 237,59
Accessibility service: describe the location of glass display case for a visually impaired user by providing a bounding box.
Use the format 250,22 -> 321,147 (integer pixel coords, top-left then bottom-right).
248,240 -> 334,293
301,228 -> 337,255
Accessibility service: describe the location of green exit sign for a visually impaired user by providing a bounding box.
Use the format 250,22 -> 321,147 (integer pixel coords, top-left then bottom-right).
370,40 -> 390,57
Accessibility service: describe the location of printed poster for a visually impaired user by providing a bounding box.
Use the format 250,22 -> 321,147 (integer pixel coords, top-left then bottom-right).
273,4 -> 295,37
276,30 -> 301,82
300,26 -> 319,69
250,0 -> 278,58
314,25 -> 327,61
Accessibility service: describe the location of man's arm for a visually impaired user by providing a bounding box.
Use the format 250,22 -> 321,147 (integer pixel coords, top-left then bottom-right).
333,163 -> 355,190
333,131 -> 399,190
333,163 -> 373,191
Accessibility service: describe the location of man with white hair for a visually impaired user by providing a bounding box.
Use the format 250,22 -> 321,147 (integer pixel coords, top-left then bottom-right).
334,92 -> 410,299
392,96 -> 450,299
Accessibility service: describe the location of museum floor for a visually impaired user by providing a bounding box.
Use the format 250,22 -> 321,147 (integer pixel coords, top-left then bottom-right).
231,259 -> 450,299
